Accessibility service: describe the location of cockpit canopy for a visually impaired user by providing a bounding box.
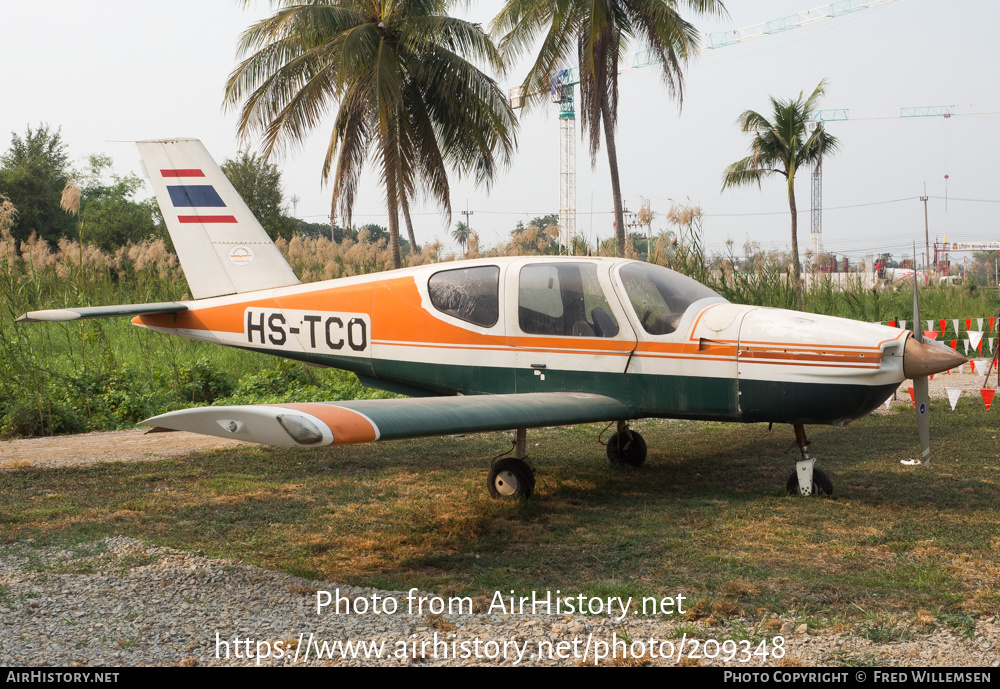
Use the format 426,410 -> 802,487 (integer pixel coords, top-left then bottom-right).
426,258 -> 724,337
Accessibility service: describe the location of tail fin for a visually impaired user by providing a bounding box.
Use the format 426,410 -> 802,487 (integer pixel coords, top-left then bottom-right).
136,138 -> 300,300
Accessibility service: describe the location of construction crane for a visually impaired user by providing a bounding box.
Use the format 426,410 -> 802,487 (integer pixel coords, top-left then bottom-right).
507,0 -> 898,252
806,105 -> 1000,268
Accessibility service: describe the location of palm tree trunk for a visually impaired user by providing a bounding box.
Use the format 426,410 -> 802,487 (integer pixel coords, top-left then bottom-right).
601,99 -> 626,257
385,163 -> 403,270
788,176 -> 803,309
402,198 -> 418,261
387,208 -> 402,269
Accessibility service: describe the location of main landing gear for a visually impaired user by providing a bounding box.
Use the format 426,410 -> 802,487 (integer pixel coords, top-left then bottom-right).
486,422 -> 649,499
487,428 -> 536,499
606,420 -> 647,467
787,424 -> 833,496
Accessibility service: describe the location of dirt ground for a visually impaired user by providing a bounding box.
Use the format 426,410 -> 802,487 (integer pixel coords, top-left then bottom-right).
0,428 -> 250,470
0,371 -> 993,471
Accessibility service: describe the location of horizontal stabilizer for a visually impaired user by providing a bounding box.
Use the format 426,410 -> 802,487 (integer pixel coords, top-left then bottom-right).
16,302 -> 188,323
142,393 -> 633,448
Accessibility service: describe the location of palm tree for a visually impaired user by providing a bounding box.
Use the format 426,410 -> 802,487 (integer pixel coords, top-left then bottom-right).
225,0 -> 517,270
721,79 -> 839,308
451,220 -> 469,255
493,0 -> 726,256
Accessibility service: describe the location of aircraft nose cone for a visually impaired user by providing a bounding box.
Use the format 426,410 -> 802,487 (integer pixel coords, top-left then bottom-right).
903,335 -> 968,379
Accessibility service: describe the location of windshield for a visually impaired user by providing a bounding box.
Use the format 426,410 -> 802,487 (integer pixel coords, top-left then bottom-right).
618,263 -> 724,335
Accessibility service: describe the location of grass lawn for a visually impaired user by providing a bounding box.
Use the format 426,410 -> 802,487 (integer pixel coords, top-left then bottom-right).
2,401 -> 998,631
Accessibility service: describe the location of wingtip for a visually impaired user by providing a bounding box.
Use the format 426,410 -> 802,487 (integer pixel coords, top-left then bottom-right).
13,309 -> 82,322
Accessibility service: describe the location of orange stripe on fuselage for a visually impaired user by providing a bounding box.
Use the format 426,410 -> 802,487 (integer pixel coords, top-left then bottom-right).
129,276 -> 902,372
134,282 -> 377,333
739,349 -> 880,365
636,341 -> 738,357
134,277 -> 510,350
371,277 -> 503,346
271,403 -> 378,444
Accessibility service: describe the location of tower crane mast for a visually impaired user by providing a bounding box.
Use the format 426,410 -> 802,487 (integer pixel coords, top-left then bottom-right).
806,105 -> 1000,271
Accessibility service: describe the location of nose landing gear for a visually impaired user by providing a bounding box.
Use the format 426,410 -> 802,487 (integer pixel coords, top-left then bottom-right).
788,424 -> 833,496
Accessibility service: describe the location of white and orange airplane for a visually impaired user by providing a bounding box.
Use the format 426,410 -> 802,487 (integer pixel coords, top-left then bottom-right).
17,139 -> 967,498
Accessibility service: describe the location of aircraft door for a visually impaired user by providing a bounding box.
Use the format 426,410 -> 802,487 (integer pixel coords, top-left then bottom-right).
505,261 -> 636,396
611,262 -> 744,419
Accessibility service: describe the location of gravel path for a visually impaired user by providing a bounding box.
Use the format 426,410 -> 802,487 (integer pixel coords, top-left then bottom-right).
0,537 -> 997,667
0,429 -> 249,471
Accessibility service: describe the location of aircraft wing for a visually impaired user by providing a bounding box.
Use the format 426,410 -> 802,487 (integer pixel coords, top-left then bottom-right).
15,302 -> 188,322
142,392 -> 632,447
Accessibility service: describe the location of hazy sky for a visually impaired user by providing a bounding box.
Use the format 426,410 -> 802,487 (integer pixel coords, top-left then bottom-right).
2,0 -> 998,264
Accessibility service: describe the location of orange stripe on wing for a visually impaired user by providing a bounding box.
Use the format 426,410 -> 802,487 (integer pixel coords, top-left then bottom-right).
273,403 -> 379,445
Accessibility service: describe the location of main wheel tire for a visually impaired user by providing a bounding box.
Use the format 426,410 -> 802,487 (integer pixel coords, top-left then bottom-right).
786,467 -> 833,496
488,458 -> 534,499
606,430 -> 647,467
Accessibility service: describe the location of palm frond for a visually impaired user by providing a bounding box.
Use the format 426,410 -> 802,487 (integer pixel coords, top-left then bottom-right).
721,156 -> 775,191
226,0 -> 517,268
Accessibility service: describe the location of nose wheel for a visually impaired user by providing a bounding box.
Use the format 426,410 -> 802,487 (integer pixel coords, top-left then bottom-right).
786,466 -> 833,496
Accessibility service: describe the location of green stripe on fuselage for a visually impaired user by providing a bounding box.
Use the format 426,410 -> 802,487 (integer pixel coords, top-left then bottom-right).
225,345 -> 891,426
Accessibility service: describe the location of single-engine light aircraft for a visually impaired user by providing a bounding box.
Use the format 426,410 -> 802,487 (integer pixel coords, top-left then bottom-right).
17,139 -> 967,498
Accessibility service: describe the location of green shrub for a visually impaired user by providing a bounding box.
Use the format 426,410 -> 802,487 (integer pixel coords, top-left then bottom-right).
174,358 -> 234,404
1,396 -> 83,438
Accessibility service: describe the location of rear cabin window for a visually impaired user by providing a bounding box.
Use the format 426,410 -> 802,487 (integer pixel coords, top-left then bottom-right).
428,266 -> 500,327
518,263 -> 619,337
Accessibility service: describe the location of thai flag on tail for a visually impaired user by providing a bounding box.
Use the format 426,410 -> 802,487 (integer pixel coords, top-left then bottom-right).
160,168 -> 237,223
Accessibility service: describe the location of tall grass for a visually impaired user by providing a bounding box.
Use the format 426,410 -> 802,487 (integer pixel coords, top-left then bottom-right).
1,220 -> 997,439
0,231 -> 412,438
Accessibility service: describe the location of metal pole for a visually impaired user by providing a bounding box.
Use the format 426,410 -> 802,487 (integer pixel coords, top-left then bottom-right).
921,182 -> 930,277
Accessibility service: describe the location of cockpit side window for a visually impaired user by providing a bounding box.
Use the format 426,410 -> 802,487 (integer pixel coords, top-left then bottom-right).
619,262 -> 723,335
518,263 -> 619,337
428,266 -> 500,327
